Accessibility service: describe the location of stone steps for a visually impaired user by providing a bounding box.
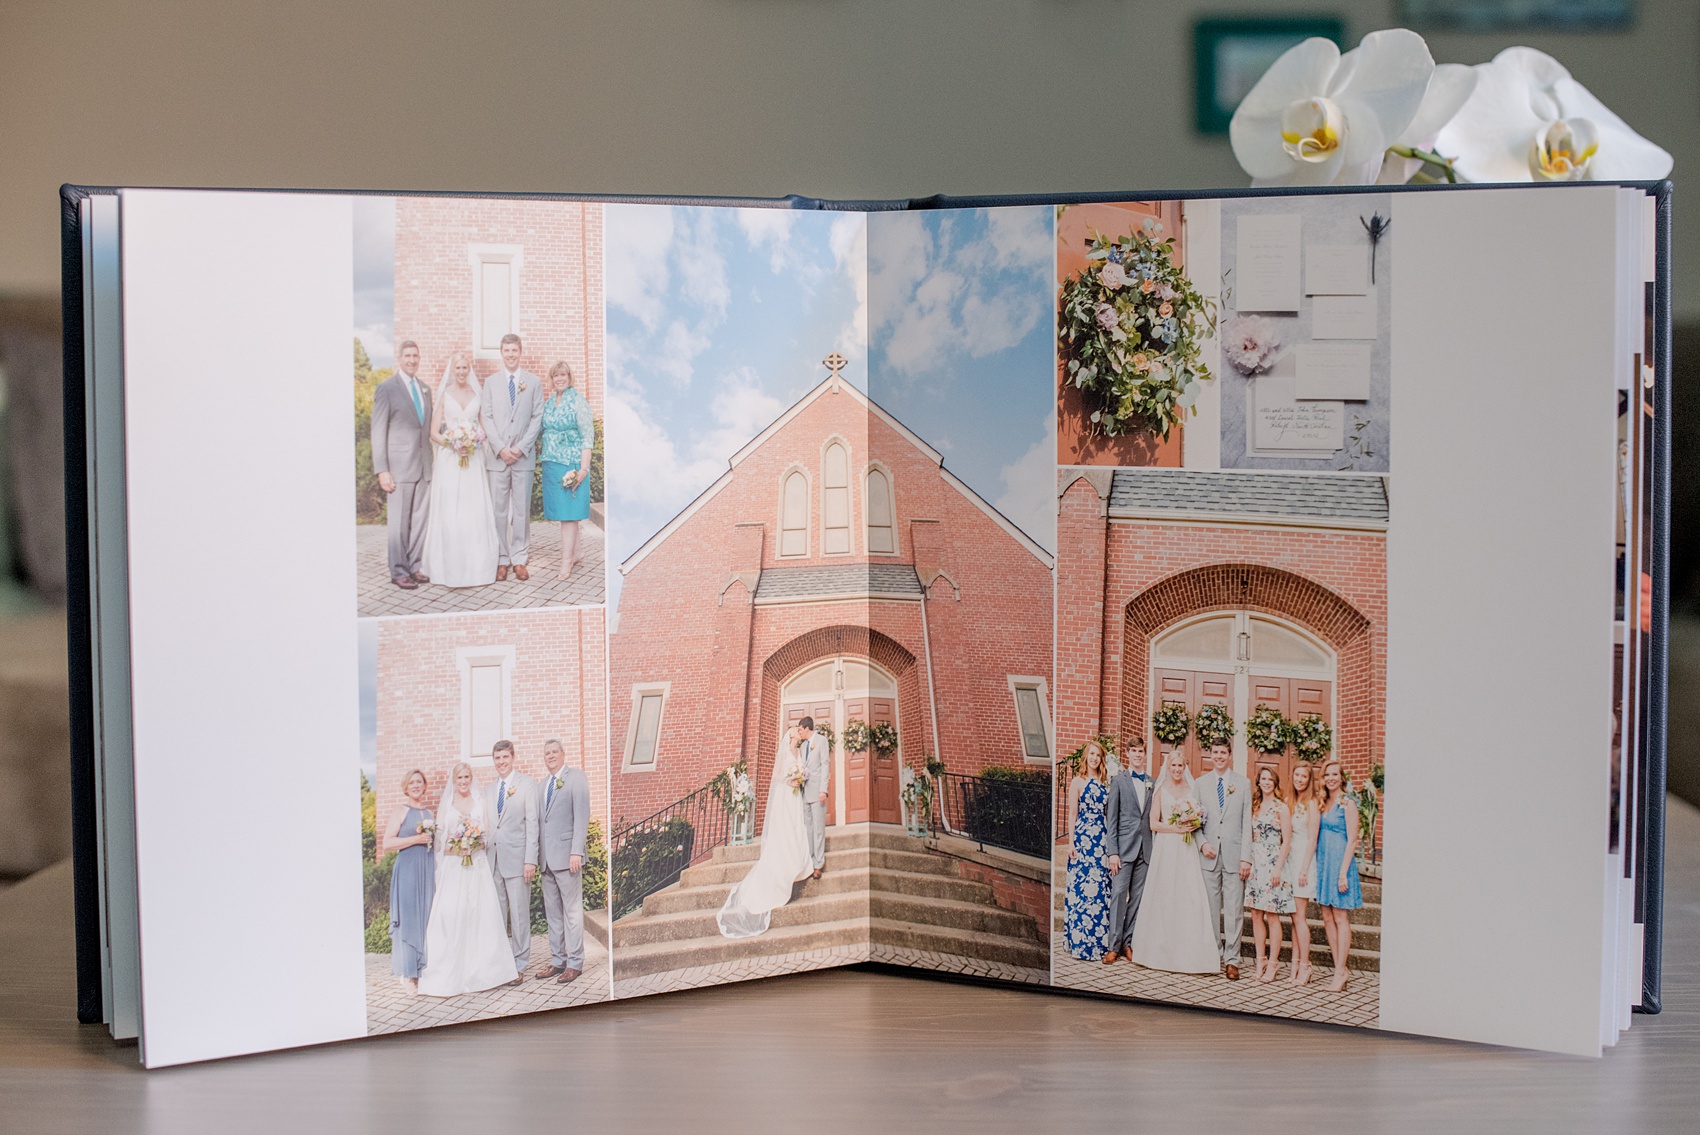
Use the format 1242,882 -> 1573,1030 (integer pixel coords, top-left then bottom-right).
678,845 -> 955,889
868,917 -> 1049,971
644,864 -> 996,915
614,917 -> 869,979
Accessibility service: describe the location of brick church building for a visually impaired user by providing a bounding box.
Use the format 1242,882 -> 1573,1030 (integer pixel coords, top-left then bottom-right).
609,367 -> 1055,831
1056,468 -> 1387,797
392,196 -> 603,418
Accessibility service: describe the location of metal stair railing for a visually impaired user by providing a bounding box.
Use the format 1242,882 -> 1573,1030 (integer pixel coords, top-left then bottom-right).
609,781 -> 732,920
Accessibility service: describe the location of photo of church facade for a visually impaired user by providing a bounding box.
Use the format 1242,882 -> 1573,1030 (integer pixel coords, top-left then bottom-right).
607,368 -> 1055,996
1052,467 -> 1386,1028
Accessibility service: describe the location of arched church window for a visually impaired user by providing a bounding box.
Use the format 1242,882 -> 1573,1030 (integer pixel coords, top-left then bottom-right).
866,468 -> 895,554
822,443 -> 851,555
780,470 -> 809,557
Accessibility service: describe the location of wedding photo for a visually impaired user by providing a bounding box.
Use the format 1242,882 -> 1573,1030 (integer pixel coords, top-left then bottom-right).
1051,466 -> 1387,1028
600,203 -> 1057,996
358,607 -> 612,1034
354,195 -> 607,619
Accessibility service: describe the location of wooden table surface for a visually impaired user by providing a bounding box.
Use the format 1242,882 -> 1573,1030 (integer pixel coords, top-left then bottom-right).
2,798 -> 1696,1134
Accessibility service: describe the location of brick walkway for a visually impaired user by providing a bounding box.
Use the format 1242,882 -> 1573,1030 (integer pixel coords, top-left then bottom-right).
612,944 -> 868,999
364,930 -> 610,1035
1050,931 -> 1380,1028
869,944 -> 1049,987
355,518 -> 605,618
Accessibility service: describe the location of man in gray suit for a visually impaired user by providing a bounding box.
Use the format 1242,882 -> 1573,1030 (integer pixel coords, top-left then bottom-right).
795,718 -> 830,878
1191,739 -> 1253,980
479,333 -> 546,581
486,739 -> 539,982
370,339 -> 432,589
535,738 -> 591,984
1103,736 -> 1155,964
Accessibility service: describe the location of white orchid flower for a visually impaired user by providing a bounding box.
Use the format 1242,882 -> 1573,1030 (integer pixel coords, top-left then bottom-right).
1433,47 -> 1671,183
1378,63 -> 1477,183
1231,29 -> 1435,187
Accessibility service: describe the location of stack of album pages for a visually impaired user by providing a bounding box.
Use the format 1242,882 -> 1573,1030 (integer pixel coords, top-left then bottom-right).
63,180 -> 1668,1066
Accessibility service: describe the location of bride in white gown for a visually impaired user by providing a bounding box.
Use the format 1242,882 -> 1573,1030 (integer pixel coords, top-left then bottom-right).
717,731 -> 814,938
417,762 -> 519,997
1130,749 -> 1223,974
420,352 -> 499,588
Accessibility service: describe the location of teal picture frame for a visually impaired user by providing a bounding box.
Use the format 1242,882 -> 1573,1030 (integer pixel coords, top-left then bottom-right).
1194,16 -> 1346,136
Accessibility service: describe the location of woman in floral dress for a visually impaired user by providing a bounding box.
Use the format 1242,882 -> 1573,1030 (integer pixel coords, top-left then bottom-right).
1245,766 -> 1294,983
1063,740 -> 1112,961
538,360 -> 595,580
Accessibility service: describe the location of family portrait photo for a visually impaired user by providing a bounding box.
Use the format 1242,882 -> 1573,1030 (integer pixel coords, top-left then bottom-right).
602,204 -> 1058,997
1052,465 -> 1386,1028
354,196 -> 606,618
358,607 -> 611,1034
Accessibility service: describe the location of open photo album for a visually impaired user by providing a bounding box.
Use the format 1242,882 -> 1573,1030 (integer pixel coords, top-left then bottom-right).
63,179 -> 1669,1066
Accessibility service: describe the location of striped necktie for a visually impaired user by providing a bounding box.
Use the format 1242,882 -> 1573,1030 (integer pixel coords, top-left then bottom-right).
1217,776 -> 1225,810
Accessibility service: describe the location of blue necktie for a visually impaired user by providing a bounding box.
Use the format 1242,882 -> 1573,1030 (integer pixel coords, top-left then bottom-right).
497,782 -> 506,818
408,380 -> 423,423
509,374 -> 517,406
546,777 -> 555,810
1217,776 -> 1225,810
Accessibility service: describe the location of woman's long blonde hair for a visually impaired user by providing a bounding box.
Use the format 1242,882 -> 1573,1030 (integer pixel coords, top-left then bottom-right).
1079,738 -> 1109,785
1286,760 -> 1321,813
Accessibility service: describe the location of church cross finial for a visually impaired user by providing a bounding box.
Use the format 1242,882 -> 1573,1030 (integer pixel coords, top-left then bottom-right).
823,351 -> 847,380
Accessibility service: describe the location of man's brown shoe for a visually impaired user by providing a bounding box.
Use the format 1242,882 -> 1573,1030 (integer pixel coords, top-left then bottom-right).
1224,963 -> 1240,981
513,564 -> 530,581
393,575 -> 417,590
496,565 -> 509,581
410,572 -> 430,584
555,968 -> 582,984
1101,950 -> 1119,965
535,965 -> 564,980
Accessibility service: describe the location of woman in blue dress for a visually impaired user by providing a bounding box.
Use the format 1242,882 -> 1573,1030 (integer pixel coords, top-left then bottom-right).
1063,739 -> 1112,961
384,768 -> 437,994
539,360 -> 596,580
1315,760 -> 1364,992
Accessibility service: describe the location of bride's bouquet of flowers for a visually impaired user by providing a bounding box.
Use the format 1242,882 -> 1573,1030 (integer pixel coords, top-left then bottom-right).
1167,799 -> 1204,845
442,422 -> 485,468
443,816 -> 485,867
785,759 -> 809,795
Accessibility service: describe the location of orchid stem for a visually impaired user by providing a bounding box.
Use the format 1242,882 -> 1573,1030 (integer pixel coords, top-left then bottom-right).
1389,145 -> 1458,184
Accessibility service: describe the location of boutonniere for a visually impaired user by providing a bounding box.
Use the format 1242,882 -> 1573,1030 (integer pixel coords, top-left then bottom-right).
506,785 -> 517,799
553,776 -> 565,790
1227,784 -> 1238,795
517,380 -> 528,393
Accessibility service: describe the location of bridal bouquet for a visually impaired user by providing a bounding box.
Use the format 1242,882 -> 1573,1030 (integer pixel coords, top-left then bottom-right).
1167,800 -> 1204,846
786,760 -> 809,795
442,422 -> 485,469
443,817 -> 485,867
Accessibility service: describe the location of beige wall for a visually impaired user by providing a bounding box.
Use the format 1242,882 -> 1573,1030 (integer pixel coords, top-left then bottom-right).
1,0 -> 1694,311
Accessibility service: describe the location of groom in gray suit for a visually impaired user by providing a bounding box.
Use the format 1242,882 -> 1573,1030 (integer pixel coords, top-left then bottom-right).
479,333 -> 546,581
795,718 -> 830,879
370,340 -> 432,589
1103,736 -> 1155,964
486,740 -> 539,982
535,739 -> 591,984
1192,739 -> 1253,980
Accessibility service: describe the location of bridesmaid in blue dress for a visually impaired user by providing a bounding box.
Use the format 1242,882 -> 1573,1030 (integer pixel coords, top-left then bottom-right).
1064,740 -> 1113,961
384,769 -> 437,994
1315,760 -> 1364,992
539,361 -> 596,580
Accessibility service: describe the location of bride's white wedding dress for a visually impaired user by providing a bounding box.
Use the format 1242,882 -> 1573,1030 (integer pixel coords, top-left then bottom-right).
421,386 -> 499,588
717,744 -> 814,938
1129,784 -> 1222,974
417,793 -> 519,996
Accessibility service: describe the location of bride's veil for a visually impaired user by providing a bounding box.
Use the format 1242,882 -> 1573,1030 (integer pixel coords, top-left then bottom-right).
434,761 -> 484,870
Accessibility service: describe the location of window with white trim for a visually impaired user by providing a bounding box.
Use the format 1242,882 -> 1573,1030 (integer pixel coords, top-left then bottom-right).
624,682 -> 671,771
457,645 -> 515,762
780,471 -> 809,557
468,244 -> 522,357
822,442 -> 851,555
1008,677 -> 1052,762
866,467 -> 895,554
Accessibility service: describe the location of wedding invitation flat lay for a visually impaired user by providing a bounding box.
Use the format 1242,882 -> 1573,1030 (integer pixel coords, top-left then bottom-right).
62,179 -> 1669,1066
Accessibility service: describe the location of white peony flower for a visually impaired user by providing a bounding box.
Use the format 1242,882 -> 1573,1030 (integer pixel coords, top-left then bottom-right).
1378,63 -> 1477,183
1231,30 -> 1435,188
1223,314 -> 1282,375
1433,47 -> 1671,183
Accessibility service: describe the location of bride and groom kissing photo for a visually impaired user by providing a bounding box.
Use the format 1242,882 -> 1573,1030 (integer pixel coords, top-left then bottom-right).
1065,734 -> 1366,993
715,717 -> 830,939
382,739 -> 593,998
369,333 -> 598,596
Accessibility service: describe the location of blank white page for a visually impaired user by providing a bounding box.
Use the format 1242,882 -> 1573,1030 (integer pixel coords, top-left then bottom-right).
120,190 -> 364,1066
1382,186 -> 1618,1055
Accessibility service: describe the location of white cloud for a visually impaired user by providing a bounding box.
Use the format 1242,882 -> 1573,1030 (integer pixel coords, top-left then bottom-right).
830,214 -> 868,365
993,412 -> 1058,553
649,319 -> 714,387
354,322 -> 395,369
605,378 -> 725,518
984,206 -> 1055,274
695,366 -> 788,468
605,205 -> 677,331
675,211 -> 730,315
736,208 -> 798,273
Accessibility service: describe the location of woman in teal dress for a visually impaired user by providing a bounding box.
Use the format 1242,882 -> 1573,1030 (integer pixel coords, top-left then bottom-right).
1063,740 -> 1112,961
1315,760 -> 1364,993
539,361 -> 595,579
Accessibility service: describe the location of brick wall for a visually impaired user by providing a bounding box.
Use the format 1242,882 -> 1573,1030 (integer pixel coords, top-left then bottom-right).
393,197 -> 604,418
373,608 -> 608,840
609,381 -> 1054,826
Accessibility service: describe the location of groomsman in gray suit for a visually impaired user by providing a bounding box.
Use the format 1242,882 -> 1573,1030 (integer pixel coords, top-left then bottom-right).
479,333 -> 546,581
796,718 -> 830,878
1103,736 -> 1155,964
535,739 -> 591,984
370,340 -> 432,589
486,740 -> 539,982
1192,739 -> 1253,980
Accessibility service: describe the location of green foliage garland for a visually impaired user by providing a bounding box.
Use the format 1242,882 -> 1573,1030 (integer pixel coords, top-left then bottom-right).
1286,713 -> 1333,760
1152,704 -> 1191,746
869,721 -> 900,757
1192,703 -> 1236,749
841,719 -> 874,753
1057,221 -> 1218,440
1245,704 -> 1289,754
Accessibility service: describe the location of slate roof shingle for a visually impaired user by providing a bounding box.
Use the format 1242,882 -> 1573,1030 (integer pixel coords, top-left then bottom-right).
754,563 -> 925,600
1107,469 -> 1388,524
